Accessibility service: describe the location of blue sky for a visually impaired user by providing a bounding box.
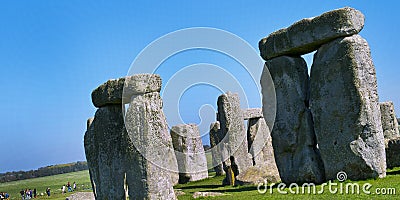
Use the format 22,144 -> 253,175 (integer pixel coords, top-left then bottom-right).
1,1 -> 399,172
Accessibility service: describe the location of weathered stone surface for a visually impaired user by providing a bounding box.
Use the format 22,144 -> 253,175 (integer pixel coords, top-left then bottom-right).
217,92 -> 252,184
209,121 -> 225,176
174,189 -> 185,197
237,117 -> 280,184
91,74 -> 162,108
124,74 -> 162,96
242,108 -> 263,120
171,124 -> 208,184
85,74 -> 178,199
192,192 -> 226,199
125,91 -> 177,200
84,105 -> 128,200
236,165 -> 280,185
91,78 -> 125,108
380,101 -> 399,140
386,138 -> 400,169
310,35 -> 386,180
84,118 -> 98,199
84,118 -> 96,198
262,56 -> 325,184
67,192 -> 95,200
259,7 -> 364,60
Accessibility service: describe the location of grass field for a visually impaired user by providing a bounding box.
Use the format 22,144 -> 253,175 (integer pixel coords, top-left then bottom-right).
0,170 -> 92,200
1,168 -> 400,199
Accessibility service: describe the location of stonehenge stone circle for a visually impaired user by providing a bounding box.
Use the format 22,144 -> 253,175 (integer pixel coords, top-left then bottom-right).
260,6 -> 387,182
209,121 -> 225,176
259,7 -> 365,60
171,124 -> 208,183
263,56 -> 325,184
310,35 -> 386,180
380,101 -> 399,141
217,92 -> 253,184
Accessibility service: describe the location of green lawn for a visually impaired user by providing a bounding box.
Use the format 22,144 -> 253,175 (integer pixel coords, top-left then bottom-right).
0,170 -> 92,200
1,168 -> 400,199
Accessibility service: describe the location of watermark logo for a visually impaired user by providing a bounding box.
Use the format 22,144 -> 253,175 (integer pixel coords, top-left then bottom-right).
336,171 -> 347,182
121,27 -> 276,174
257,171 -> 396,195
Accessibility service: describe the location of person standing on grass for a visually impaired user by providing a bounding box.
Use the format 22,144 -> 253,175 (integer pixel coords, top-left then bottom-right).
73,182 -> 76,191
62,185 -> 66,194
46,188 -> 50,197
19,189 -> 24,200
25,189 -> 30,199
67,181 -> 72,192
33,189 -> 36,198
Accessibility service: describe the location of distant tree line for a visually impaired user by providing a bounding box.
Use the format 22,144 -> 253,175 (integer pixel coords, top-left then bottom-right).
0,161 -> 88,183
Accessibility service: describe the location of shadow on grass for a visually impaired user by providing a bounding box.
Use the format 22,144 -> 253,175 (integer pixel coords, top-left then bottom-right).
176,183 -> 278,194
177,184 -> 223,190
211,186 -> 259,193
387,168 -> 400,175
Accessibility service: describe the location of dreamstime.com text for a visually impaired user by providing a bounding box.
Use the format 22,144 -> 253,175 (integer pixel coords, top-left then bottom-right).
257,172 -> 396,195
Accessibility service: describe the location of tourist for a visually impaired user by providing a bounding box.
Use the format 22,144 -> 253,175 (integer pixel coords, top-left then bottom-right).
67,181 -> 72,192
19,189 -> 24,200
33,189 -> 36,198
4,192 -> 9,199
73,182 -> 76,191
25,189 -> 30,199
46,188 -> 50,197
62,185 -> 66,194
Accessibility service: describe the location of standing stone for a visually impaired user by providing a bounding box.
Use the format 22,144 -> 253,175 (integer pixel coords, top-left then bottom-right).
236,117 -> 280,184
84,117 -> 97,199
262,56 -> 325,184
259,7 -> 365,60
209,121 -> 225,176
310,35 -> 386,180
217,92 -> 252,184
171,124 -> 208,183
124,74 -> 177,200
84,105 -> 128,200
246,118 -> 277,168
380,101 -> 399,141
386,138 -> 400,169
85,75 -> 178,200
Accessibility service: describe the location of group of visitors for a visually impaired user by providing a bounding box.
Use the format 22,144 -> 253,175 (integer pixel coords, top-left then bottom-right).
19,188 -> 37,199
0,192 -> 10,199
61,182 -> 76,194
11,181 -> 77,199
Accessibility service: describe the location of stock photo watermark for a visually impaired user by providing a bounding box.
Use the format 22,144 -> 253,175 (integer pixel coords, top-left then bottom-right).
122,27 -> 276,173
257,171 -> 396,195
